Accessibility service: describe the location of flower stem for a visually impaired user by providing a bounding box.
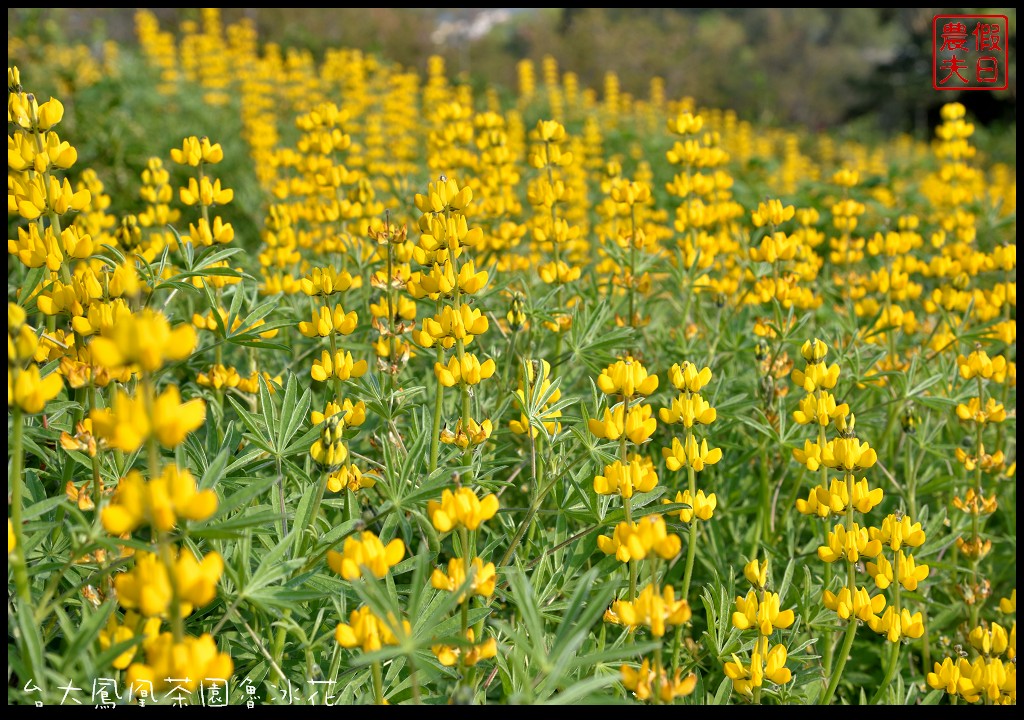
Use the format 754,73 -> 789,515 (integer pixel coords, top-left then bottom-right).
821,616 -> 857,705
372,660 -> 384,705
680,445 -> 698,602
10,407 -> 34,619
869,640 -> 901,704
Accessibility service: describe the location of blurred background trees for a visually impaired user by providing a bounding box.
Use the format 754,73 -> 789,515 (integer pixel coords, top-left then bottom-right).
8,7 -> 1016,138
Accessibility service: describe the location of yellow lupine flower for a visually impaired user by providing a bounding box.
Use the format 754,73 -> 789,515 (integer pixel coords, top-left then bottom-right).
999,589 -> 1016,614
821,436 -> 878,471
196,364 -> 241,390
537,259 -> 581,284
796,483 -> 843,518
968,622 -> 1010,656
427,487 -> 499,532
326,531 -> 405,580
8,519 -> 15,555
72,298 -> 133,338
791,361 -> 840,392
662,434 -> 722,472
175,548 -> 225,610
593,456 -> 658,499
300,267 -> 361,297
621,658 -> 697,703
610,583 -> 691,638
88,308 -> 196,373
731,590 -> 796,635
866,553 -> 894,590
418,212 -> 483,254
336,605 -> 410,653
792,439 -> 824,471
311,349 -> 368,382
796,477 -> 883,517
9,364 -> 63,414
421,304 -> 489,348
597,514 -> 681,563
434,353 -> 495,387
868,606 -> 925,643
414,175 -> 473,214
956,396 -> 1007,424
663,488 -> 717,522
822,586 -> 886,622
326,464 -> 375,494
818,522 -> 882,563
298,305 -> 359,338
439,417 -> 493,449
170,136 -> 224,166
659,392 -> 716,427
667,111 -> 703,136
102,466 -> 218,535
311,399 -> 367,428
179,176 -> 233,207
957,656 -> 1014,704
8,317 -> 39,364
588,403 -> 657,444
800,338 -> 829,363
869,514 -> 926,550
667,361 -> 712,393
98,612 -> 162,670
749,231 -> 798,263
430,557 -> 496,601
743,559 -> 769,590
958,350 -> 1009,382
125,632 -> 233,695
751,199 -> 795,228
724,637 -> 791,696
114,548 -> 222,618
407,262 -> 456,299
90,390 -> 150,452
927,657 -> 972,698
188,216 -> 234,245
456,259 -> 489,294
309,430 -> 348,471
792,391 -> 848,425
152,385 -> 207,448
431,628 -> 497,668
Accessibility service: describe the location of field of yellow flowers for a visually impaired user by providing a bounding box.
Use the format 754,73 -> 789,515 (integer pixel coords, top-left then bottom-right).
7,9 -> 1016,706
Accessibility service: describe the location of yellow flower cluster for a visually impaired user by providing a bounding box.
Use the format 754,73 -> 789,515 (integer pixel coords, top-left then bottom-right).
723,558 -> 795,697
327,530 -> 405,580
101,466 -> 217,534
661,361 -> 720,520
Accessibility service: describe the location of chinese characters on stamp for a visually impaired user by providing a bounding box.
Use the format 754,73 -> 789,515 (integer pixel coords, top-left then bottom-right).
933,14 -> 1009,91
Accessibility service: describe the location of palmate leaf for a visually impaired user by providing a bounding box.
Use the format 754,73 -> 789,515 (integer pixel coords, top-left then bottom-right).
490,566 -> 662,704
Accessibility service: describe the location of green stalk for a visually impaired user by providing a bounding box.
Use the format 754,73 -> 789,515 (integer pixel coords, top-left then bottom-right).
821,475 -> 859,704
408,654 -> 422,705
271,615 -> 291,690
429,299 -> 445,474
385,230 -> 397,407
821,605 -> 857,704
905,430 -> 917,521
10,406 -> 33,614
680,459 -> 698,604
300,470 -> 329,558
372,659 -> 384,705
627,206 -> 640,333
822,530 -> 835,678
968,375 -> 985,629
870,551 -> 902,704
870,639 -> 901,704
500,434 -> 553,567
